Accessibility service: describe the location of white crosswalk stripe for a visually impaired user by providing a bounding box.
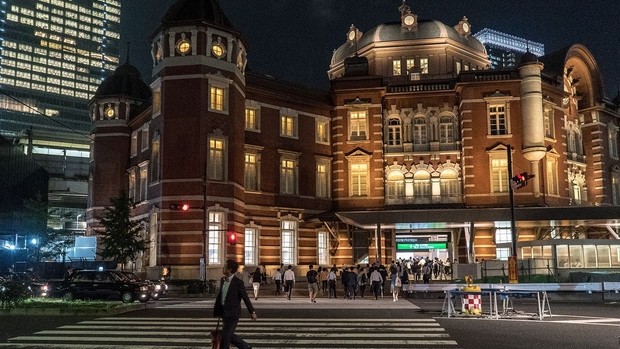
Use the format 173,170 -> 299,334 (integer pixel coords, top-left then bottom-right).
159,297 -> 420,310
0,317 -> 459,348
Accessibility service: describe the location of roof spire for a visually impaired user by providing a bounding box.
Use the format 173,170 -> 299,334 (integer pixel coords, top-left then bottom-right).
399,0 -> 411,17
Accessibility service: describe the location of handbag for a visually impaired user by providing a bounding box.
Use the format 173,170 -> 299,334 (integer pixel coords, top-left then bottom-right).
211,318 -> 222,349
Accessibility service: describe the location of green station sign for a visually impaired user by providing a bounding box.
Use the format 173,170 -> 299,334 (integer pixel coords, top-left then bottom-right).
396,242 -> 448,250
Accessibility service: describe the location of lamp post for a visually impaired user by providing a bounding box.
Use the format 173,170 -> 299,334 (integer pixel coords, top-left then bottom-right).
506,145 -> 518,283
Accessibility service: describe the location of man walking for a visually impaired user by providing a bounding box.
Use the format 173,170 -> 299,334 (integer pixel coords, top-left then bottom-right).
369,267 -> 383,300
213,259 -> 257,349
283,265 -> 295,300
306,264 -> 318,303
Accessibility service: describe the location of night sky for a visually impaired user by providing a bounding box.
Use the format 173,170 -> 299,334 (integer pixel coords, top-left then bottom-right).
121,0 -> 620,98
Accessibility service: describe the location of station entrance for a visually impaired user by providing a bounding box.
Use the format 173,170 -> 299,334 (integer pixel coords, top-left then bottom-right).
395,232 -> 451,262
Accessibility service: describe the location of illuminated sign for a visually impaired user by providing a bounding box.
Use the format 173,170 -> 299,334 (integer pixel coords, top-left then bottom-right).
396,242 -> 448,250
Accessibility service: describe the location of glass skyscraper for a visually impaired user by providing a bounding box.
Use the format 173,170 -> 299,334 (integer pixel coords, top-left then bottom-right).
0,0 -> 120,233
474,28 -> 544,69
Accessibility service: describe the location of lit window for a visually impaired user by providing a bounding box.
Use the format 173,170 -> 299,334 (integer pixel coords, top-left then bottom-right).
387,118 -> 401,145
440,169 -> 460,199
546,158 -> 558,196
152,88 -> 161,115
496,247 -> 510,261
209,86 -> 225,111
244,152 -> 259,191
420,58 -> 429,74
392,59 -> 401,75
281,219 -> 298,265
413,116 -> 427,145
208,137 -> 225,181
128,169 -> 137,201
151,137 -> 160,183
245,108 -> 258,130
413,171 -> 431,199
139,164 -> 148,202
609,127 -> 618,159
177,39 -> 191,54
316,160 -> 330,198
455,61 -> 462,74
280,158 -> 298,195
488,105 -> 508,135
495,221 -> 512,244
544,106 -> 554,138
349,110 -> 367,141
439,115 -> 454,143
244,227 -> 258,266
406,59 -> 415,72
208,212 -> 224,265
316,119 -> 329,144
318,231 -> 329,265
350,163 -> 368,196
141,128 -> 149,152
386,171 -> 405,198
130,131 -> 138,157
212,43 -> 226,58
491,158 -> 509,193
612,169 -> 620,205
280,115 -> 297,138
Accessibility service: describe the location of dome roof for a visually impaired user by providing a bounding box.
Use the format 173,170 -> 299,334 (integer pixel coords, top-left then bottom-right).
162,0 -> 233,29
519,51 -> 539,66
94,62 -> 151,100
332,20 -> 486,64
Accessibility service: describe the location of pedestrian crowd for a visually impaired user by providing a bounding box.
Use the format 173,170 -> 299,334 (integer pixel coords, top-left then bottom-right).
255,257 -> 456,302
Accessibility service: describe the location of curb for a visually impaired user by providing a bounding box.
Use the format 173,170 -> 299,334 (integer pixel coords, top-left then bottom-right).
0,302 -> 146,316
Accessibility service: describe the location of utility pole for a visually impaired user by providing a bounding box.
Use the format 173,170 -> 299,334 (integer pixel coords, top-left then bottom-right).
506,145 -> 518,283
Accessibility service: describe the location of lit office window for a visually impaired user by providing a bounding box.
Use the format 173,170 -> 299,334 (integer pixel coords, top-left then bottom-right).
281,220 -> 298,265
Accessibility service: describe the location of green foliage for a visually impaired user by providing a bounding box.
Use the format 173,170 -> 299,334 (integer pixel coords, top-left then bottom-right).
23,194 -> 76,262
97,192 -> 148,267
19,298 -> 121,309
0,282 -> 30,309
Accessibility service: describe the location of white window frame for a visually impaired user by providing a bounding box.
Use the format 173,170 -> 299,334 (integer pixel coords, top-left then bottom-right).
244,148 -> 261,191
130,131 -> 138,157
349,110 -> 368,141
128,168 -> 137,201
318,231 -> 329,266
208,211 -> 225,265
494,221 -> 512,244
609,123 -> 618,159
349,162 -> 369,197
244,226 -> 258,266
279,150 -> 300,195
420,58 -> 429,74
316,117 -> 329,144
484,94 -> 512,137
386,171 -> 405,198
546,157 -> 559,196
439,114 -> 454,144
392,59 -> 401,75
151,133 -> 160,183
387,117 -> 402,146
413,116 -> 427,145
280,113 -> 298,138
141,127 -> 149,152
138,162 -> 148,202
439,169 -> 460,198
316,157 -> 331,198
207,76 -> 230,114
208,135 -> 227,181
245,107 -> 259,131
496,247 -> 510,261
281,218 -> 298,265
543,105 -> 554,138
489,152 -> 509,193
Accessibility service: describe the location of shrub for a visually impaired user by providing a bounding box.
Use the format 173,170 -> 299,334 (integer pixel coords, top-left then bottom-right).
0,282 -> 30,309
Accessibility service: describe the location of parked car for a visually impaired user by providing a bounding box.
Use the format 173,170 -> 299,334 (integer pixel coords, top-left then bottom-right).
46,269 -> 150,303
118,271 -> 167,300
2,272 -> 47,297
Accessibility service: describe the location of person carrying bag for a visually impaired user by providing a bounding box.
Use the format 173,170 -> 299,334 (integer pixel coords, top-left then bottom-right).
211,318 -> 222,349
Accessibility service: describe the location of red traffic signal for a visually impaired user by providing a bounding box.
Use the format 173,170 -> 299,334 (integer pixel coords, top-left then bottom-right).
170,203 -> 190,211
226,230 -> 237,245
510,172 -> 534,191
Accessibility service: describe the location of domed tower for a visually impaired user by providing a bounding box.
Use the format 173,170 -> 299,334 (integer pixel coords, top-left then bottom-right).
88,61 -> 152,218
518,51 -> 546,197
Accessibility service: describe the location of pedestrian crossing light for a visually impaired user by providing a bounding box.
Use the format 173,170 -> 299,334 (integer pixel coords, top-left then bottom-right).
169,203 -> 190,211
227,230 -> 237,245
510,172 -> 534,190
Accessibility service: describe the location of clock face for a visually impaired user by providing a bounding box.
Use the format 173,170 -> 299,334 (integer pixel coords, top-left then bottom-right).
347,30 -> 356,41
212,43 -> 225,58
462,22 -> 470,33
105,108 -> 114,118
404,15 -> 415,26
177,40 -> 191,54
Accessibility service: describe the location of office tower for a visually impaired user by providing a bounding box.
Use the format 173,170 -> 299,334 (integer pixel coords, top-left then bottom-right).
0,0 -> 120,245
474,28 -> 544,69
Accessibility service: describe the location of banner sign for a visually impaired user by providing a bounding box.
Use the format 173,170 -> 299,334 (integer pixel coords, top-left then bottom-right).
396,242 -> 448,250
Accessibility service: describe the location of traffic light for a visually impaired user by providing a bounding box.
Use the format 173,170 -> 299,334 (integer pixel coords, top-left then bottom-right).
226,230 -> 237,245
169,203 -> 190,211
510,172 -> 534,190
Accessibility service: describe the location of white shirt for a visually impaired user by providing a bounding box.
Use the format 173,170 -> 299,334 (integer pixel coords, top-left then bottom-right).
283,269 -> 295,282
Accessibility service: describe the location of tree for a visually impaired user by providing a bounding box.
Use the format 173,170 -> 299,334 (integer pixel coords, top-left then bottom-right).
23,194 -> 75,263
97,192 -> 148,269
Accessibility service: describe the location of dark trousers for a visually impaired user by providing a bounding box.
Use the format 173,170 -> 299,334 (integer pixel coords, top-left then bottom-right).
358,284 -> 366,298
328,280 -> 336,298
346,284 -> 356,299
322,280 -> 328,293
372,281 -> 381,298
275,280 -> 281,295
285,280 -> 294,299
220,316 -> 250,349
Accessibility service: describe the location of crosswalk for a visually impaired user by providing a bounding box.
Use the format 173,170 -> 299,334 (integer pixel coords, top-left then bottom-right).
0,316 -> 460,348
159,297 -> 421,310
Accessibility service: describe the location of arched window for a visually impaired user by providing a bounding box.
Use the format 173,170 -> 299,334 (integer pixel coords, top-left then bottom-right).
440,169 -> 459,198
387,118 -> 402,146
439,115 -> 454,144
413,116 -> 427,145
386,171 -> 405,198
413,171 -> 431,198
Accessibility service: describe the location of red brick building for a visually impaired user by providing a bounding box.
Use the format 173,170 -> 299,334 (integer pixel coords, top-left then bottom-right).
88,0 -> 620,280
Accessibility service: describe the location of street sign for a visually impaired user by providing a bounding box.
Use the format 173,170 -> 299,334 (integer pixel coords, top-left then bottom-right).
396,242 -> 448,250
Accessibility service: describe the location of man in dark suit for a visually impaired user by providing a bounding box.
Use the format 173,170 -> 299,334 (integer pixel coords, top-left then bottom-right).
213,259 -> 257,349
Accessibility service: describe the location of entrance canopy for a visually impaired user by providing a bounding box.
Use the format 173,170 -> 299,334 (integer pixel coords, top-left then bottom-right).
335,206 -> 620,231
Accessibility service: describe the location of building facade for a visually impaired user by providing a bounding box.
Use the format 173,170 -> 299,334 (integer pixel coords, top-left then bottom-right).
88,0 -> 620,280
0,0 -> 121,239
474,28 -> 545,69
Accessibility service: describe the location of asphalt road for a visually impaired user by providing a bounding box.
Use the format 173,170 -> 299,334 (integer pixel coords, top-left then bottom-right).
0,295 -> 618,348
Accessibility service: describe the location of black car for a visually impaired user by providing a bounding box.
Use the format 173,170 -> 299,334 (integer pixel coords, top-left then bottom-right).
2,272 -> 47,297
119,271 -> 167,300
47,269 -> 150,303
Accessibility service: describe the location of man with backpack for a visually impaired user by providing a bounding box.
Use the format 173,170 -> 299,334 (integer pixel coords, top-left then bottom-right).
306,264 -> 319,303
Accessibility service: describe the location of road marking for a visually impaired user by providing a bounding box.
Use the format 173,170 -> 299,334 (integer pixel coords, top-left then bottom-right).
1,317 -> 458,348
